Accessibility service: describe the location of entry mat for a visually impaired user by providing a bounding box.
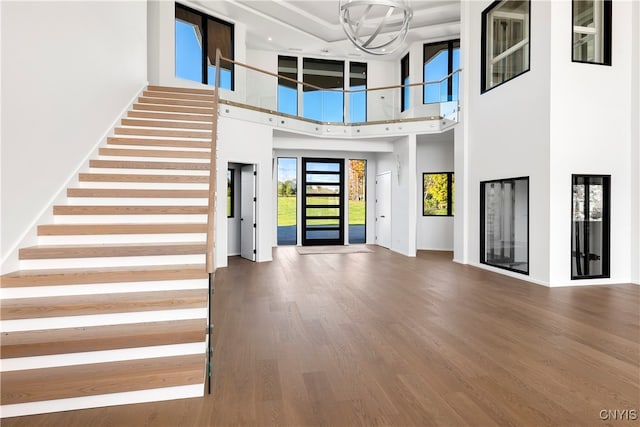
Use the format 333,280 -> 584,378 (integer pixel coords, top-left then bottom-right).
296,245 -> 374,255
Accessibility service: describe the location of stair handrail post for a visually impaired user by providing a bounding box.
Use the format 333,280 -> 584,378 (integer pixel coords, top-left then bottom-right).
206,49 -> 222,274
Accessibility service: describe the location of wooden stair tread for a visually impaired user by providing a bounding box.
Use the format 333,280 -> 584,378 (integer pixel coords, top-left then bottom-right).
1,289 -> 208,320
142,90 -> 215,102
0,264 -> 207,287
79,173 -> 209,183
147,85 -> 214,95
19,242 -> 206,260
127,111 -> 213,123
114,127 -> 211,139
132,103 -> 214,115
53,205 -> 208,215
1,354 -> 205,404
1,319 -> 206,359
107,137 -> 211,149
99,148 -> 210,159
137,96 -> 214,108
121,118 -> 212,130
90,159 -> 210,170
67,188 -> 209,198
38,223 -> 207,235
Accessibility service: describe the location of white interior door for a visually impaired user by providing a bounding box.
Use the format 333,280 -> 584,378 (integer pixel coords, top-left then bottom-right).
240,165 -> 256,261
375,171 -> 391,249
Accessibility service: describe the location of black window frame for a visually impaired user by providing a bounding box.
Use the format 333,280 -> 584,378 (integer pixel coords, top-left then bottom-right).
277,55 -> 298,115
227,168 -> 234,218
422,172 -> 454,216
571,0 -> 612,66
481,0 -> 531,94
302,57 -> 345,122
175,3 -> 235,89
570,174 -> 611,279
423,39 -> 460,104
480,176 -> 530,275
401,53 -> 410,112
349,61 -> 368,123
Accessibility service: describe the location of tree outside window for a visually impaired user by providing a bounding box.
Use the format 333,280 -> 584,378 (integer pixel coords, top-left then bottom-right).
423,172 -> 454,216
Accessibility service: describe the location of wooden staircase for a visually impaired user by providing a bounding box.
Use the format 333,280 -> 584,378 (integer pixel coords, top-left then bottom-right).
0,85 -> 218,418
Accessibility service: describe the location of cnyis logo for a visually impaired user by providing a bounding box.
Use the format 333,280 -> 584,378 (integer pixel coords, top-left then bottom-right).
599,409 -> 638,421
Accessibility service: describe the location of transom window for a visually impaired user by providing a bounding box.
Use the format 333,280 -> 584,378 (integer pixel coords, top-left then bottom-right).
175,3 -> 234,89
572,0 -> 612,65
481,0 -> 530,93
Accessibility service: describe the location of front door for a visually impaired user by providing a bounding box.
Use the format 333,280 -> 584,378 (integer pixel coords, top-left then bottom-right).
302,158 -> 344,246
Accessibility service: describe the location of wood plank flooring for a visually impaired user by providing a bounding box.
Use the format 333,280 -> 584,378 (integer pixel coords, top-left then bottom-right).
3,248 -> 639,426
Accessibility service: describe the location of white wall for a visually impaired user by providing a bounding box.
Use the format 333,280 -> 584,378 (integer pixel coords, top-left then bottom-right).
462,0 -> 551,285
631,0 -> 640,285
416,131 -> 454,251
1,0 -> 147,272
216,116 -> 273,268
548,0 -> 634,286
376,135 -> 417,257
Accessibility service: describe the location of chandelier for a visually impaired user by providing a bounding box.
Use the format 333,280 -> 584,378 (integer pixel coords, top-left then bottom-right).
339,0 -> 413,55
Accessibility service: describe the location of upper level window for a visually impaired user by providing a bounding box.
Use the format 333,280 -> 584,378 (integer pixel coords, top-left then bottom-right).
303,58 -> 344,122
349,62 -> 367,123
572,0 -> 611,65
481,0 -> 530,93
424,40 -> 460,103
175,3 -> 234,90
278,56 -> 298,116
401,53 -> 410,111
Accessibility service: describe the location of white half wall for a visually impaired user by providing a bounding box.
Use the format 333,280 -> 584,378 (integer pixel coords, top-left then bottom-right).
1,0 -> 147,271
416,131 -> 455,251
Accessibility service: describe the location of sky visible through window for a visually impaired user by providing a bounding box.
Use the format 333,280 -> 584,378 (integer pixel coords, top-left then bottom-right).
424,48 -> 460,103
175,20 -> 231,89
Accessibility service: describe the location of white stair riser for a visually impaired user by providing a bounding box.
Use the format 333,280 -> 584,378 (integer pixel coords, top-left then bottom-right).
20,254 -> 206,270
0,384 -> 204,418
88,167 -> 210,176
0,308 -> 208,332
77,182 -> 208,190
53,214 -> 208,224
0,278 -> 209,299
66,197 -> 209,206
38,233 -> 207,245
97,156 -> 209,163
105,144 -> 211,153
1,342 -> 207,372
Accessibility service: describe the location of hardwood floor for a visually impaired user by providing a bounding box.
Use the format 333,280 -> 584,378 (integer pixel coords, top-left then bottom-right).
3,248 -> 639,426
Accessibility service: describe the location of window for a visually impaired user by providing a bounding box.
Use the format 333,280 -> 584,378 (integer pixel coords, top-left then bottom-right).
481,0 -> 530,93
278,56 -> 298,115
277,158 -> 298,245
175,3 -> 234,89
481,177 -> 529,274
424,40 -> 460,103
401,53 -> 410,111
571,175 -> 610,279
227,169 -> 234,218
349,62 -> 367,123
303,58 -> 344,122
572,0 -> 611,65
423,172 -> 454,216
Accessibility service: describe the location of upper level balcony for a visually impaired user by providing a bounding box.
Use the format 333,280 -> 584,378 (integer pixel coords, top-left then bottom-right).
211,53 -> 461,139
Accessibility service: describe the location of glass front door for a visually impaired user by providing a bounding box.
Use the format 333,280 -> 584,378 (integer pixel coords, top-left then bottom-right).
302,158 -> 344,246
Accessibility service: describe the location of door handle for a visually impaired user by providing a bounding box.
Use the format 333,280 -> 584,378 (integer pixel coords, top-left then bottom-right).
380,215 -> 386,218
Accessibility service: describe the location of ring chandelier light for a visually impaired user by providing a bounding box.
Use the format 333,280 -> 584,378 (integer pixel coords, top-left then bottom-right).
339,0 -> 413,55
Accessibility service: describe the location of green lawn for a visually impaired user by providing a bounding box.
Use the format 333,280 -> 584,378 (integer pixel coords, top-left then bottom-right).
277,196 -> 365,226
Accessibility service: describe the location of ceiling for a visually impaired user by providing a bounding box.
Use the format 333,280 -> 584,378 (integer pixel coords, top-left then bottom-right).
192,0 -> 460,60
